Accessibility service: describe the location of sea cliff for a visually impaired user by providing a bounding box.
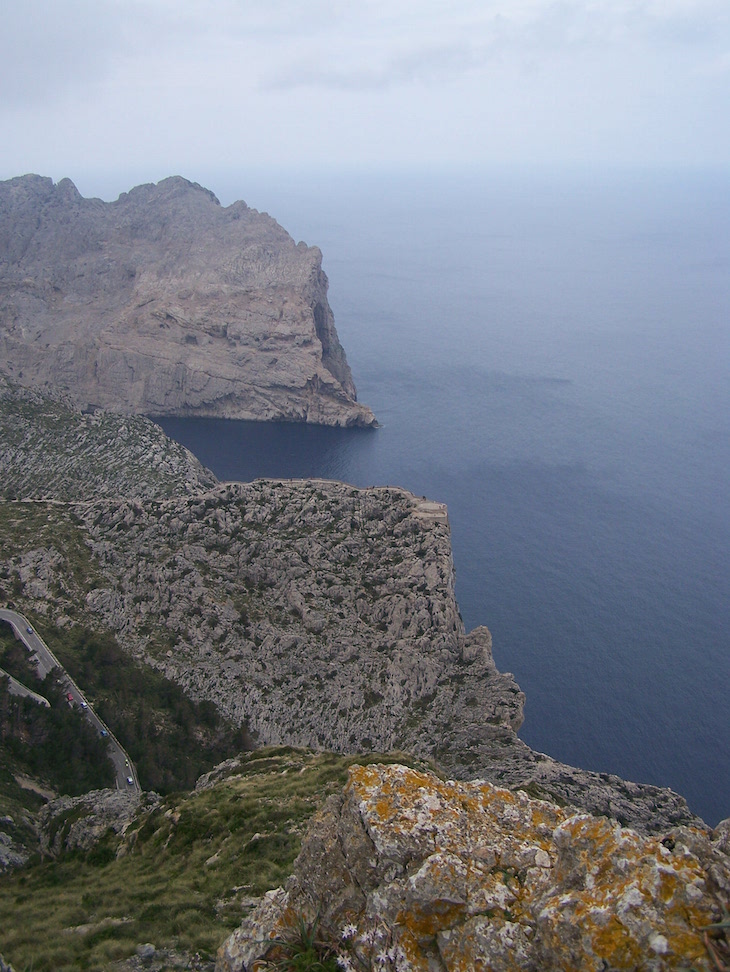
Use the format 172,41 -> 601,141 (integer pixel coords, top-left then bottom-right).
0,175 -> 375,427
0,380 -> 707,834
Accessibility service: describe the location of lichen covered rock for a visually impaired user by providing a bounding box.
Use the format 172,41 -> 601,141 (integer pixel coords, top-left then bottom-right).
217,763 -> 730,971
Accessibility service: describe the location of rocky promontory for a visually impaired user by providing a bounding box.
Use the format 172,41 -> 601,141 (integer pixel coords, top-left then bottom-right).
0,382 -> 705,836
0,174 -> 375,427
1,387 -> 728,970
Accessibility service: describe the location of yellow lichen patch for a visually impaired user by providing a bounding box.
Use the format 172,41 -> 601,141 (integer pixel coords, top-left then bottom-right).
234,764 -> 729,972
537,818 -> 718,968
340,765 -> 728,970
396,900 -> 467,940
215,762 -> 729,972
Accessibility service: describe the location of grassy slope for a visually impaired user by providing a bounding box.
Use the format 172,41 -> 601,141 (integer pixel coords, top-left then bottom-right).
0,747 -> 433,972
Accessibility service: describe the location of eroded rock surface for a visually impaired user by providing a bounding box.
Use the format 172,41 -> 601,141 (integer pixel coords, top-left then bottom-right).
0,174 -> 375,427
37,788 -> 153,858
218,763 -> 730,972
0,376 -> 216,500
79,480 -> 525,775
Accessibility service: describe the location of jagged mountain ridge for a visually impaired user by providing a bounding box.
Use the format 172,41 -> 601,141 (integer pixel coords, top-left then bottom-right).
0,174 -> 376,427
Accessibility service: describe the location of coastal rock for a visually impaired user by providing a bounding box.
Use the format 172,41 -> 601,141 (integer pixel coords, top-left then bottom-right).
0,174 -> 375,427
217,763 -> 730,972
73,478 -> 700,833
0,389 -> 708,840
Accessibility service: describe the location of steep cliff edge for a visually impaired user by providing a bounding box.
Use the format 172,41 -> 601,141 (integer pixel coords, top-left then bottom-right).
0,174 -> 375,427
0,384 -> 704,836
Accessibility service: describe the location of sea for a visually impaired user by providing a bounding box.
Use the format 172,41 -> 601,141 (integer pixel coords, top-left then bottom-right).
156,166 -> 729,826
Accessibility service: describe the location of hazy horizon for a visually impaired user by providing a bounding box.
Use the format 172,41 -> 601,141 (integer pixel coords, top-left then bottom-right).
2,1 -> 728,184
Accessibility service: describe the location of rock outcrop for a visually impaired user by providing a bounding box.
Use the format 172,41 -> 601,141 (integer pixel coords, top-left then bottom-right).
218,762 -> 730,972
72,479 -> 700,833
0,823 -> 29,874
0,174 -> 375,427
37,787 -> 153,859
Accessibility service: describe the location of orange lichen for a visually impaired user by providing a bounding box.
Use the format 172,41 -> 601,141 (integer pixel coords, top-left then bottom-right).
228,764 -> 728,972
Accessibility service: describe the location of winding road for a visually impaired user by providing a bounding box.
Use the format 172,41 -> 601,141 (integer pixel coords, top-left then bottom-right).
0,608 -> 140,794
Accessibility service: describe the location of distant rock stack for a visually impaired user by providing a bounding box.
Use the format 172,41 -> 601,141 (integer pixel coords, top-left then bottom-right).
0,174 -> 376,427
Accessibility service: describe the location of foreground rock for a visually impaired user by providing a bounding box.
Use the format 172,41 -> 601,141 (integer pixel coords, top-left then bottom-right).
0,174 -> 375,427
218,763 -> 730,972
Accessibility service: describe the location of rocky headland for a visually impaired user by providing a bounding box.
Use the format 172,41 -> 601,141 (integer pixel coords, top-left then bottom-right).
0,191 -> 728,967
0,381 -> 703,837
1,380 -> 712,899
0,174 -> 375,427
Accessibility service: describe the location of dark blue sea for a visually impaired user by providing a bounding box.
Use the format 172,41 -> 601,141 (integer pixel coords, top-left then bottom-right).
158,167 -> 729,826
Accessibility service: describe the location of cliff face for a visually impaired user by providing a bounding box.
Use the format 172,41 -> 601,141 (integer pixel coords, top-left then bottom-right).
0,174 -> 375,427
0,384 -> 707,836
218,763 -> 730,972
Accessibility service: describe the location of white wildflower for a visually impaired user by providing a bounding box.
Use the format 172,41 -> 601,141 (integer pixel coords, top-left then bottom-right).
340,923 -> 358,941
359,927 -> 380,946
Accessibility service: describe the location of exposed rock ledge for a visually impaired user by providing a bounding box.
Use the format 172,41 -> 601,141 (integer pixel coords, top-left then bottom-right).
0,174 -> 376,427
218,762 -> 730,972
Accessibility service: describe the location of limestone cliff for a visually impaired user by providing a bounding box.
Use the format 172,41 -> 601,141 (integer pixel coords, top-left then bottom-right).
0,386 -> 709,842
218,763 -> 730,972
0,174 -> 375,427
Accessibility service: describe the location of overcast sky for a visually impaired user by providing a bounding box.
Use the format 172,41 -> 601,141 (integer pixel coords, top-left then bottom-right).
1,0 -> 728,196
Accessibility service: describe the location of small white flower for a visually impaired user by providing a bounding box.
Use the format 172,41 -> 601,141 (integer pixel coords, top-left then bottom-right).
360,927 -> 379,946
335,954 -> 354,971
340,923 -> 358,941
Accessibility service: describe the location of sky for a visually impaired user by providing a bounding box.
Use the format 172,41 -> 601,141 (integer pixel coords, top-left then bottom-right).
0,0 -> 728,197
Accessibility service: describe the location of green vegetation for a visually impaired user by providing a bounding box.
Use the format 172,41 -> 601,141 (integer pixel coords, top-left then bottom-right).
0,747 -> 429,972
0,678 -> 114,797
24,621 -> 254,794
262,913 -> 340,971
0,628 -> 114,796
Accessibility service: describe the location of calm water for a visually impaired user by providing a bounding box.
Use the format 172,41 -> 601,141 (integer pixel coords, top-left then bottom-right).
159,167 -> 729,825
